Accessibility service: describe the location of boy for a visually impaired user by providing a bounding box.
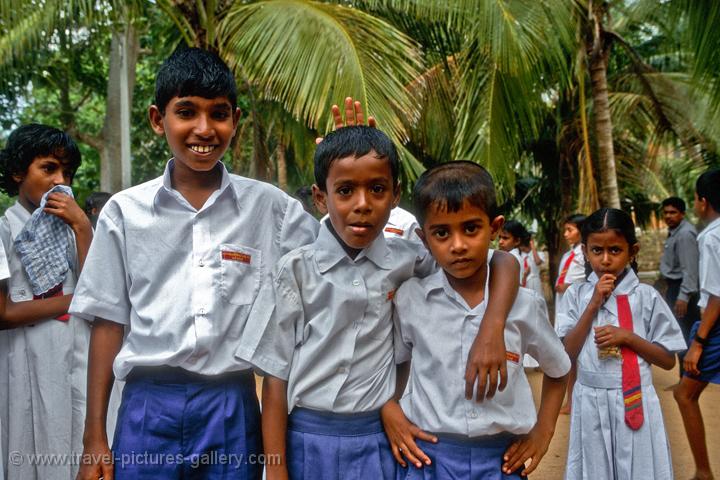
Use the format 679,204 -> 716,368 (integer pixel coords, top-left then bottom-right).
71,48 -> 318,479
674,168 -> 720,480
383,161 -> 570,479
237,128 -> 519,479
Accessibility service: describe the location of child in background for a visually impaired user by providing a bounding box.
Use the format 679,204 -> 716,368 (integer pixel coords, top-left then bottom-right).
558,208 -> 685,480
238,129 -> 519,480
497,220 -> 529,286
520,234 -> 546,300
383,162 -> 570,479
0,124 -> 93,480
83,191 -> 112,229
674,168 -> 720,480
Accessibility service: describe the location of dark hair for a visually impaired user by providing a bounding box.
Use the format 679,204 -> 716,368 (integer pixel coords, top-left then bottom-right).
313,126 -> 399,191
0,124 -> 81,196
661,196 -> 686,213
564,213 -> 586,229
503,219 -> 529,242
696,168 -> 720,212
413,161 -> 497,226
154,47 -> 237,114
84,191 -> 112,213
581,207 -> 639,273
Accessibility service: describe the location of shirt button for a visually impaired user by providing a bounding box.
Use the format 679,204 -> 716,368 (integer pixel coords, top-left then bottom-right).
198,260 -> 204,267
198,308 -> 206,315
338,366 -> 348,374
352,280 -> 361,286
469,410 -> 478,419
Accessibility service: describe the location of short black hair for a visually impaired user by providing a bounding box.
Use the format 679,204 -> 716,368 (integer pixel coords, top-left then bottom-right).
0,124 -> 81,196
661,196 -> 686,213
84,191 -> 112,213
413,161 -> 497,226
696,168 -> 720,213
503,219 -> 529,242
314,126 -> 399,191
564,213 -> 587,229
154,47 -> 237,114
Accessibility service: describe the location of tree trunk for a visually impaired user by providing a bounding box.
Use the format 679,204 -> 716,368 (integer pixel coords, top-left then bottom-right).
277,142 -> 288,191
101,23 -> 139,193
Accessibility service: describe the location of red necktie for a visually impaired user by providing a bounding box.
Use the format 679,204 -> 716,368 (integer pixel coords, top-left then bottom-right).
616,294 -> 643,430
556,251 -> 575,286
522,256 -> 529,287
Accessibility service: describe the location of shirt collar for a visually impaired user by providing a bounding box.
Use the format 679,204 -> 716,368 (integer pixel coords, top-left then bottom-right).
700,216 -> 720,238
154,159 -> 235,209
6,201 -> 32,240
668,218 -> 689,237
587,268 -> 640,316
314,219 -> 392,273
423,250 -> 494,306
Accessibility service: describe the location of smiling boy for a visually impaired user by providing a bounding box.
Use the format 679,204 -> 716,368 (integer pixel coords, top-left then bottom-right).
71,48 -> 319,480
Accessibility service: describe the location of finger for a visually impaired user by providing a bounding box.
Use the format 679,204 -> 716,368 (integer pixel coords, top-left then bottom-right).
331,105 -> 343,129
506,444 -> 531,473
503,440 -> 520,462
405,437 -> 432,466
103,461 -> 115,480
523,455 -> 540,475
315,137 -> 323,145
476,366 -> 488,402
413,428 -> 438,444
367,116 -> 376,128
391,444 -> 406,467
484,364 -> 499,399
354,101 -> 365,125
464,365 -> 476,400
498,362 -> 508,391
344,97 -> 355,126
399,443 -> 422,468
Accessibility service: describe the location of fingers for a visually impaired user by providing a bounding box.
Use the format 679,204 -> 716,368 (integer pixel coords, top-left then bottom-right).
354,101 -> 365,125
332,104 -> 344,129
390,444 -> 406,468
413,428 -> 438,444
344,97 -> 355,126
498,362 -> 508,392
483,364 -> 499,400
503,440 -> 530,474
399,443 -> 423,468
103,462 -> 115,480
367,116 -> 376,128
464,364 -> 475,400
475,367 -> 488,402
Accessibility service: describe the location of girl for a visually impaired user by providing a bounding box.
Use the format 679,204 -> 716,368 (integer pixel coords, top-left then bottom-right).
520,234 -> 546,299
0,124 -> 92,480
498,220 -> 530,286
557,208 -> 686,479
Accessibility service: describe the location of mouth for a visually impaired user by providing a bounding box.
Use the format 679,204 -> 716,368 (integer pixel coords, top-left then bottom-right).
349,223 -> 374,234
451,258 -> 473,265
188,144 -> 217,154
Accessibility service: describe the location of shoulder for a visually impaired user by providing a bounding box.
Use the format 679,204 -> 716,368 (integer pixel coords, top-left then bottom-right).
385,236 -> 425,257
101,177 -> 163,223
396,274 -> 430,302
509,288 -> 544,320
228,174 -> 294,207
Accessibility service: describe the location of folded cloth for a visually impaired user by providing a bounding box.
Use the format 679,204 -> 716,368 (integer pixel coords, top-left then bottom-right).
14,185 -> 74,296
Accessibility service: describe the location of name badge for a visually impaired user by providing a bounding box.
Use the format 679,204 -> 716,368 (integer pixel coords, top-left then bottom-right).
222,251 -> 252,264
387,289 -> 397,301
384,227 -> 404,236
506,351 -> 520,364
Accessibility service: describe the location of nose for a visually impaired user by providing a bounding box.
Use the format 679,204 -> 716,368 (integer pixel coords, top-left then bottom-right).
193,113 -> 213,137
450,234 -> 467,254
601,251 -> 611,265
50,169 -> 65,186
353,189 -> 371,213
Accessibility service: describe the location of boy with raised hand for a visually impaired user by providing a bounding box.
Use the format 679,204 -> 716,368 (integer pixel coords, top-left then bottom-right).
238,128 -> 519,479
383,162 -> 570,479
72,47 -> 318,480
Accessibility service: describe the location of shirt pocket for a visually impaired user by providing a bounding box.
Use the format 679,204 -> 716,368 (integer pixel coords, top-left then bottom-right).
219,244 -> 263,306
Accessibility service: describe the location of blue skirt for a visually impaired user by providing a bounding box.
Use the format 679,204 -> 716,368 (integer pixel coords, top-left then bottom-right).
686,321 -> 720,384
287,407 -> 395,480
397,434 -> 525,480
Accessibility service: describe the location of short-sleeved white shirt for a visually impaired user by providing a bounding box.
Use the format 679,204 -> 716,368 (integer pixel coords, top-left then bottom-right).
69,160 -> 319,379
393,255 -> 571,436
0,241 -> 8,281
697,217 -> 720,309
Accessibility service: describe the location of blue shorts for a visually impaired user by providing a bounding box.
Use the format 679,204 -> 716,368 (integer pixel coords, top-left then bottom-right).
685,321 -> 720,384
112,367 -> 261,479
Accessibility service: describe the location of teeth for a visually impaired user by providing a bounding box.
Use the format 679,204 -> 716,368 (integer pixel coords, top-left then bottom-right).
190,145 -> 214,153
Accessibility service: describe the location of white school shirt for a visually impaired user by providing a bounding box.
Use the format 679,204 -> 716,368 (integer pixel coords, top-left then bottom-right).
383,206 -> 421,243
0,243 -> 8,280
0,239 -> 6,480
525,249 -> 546,298
555,243 -> 585,328
697,217 -> 720,310
237,220 -> 435,413
509,248 -> 524,285
69,160 -> 318,380
393,256 -> 571,437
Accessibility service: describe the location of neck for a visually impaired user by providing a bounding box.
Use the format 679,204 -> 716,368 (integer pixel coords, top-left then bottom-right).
445,263 -> 487,309
326,221 -> 362,259
704,210 -> 720,224
170,161 -> 223,210
17,196 -> 37,214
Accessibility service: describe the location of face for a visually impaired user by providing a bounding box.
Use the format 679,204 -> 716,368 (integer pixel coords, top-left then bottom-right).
497,230 -> 519,251
694,192 -> 710,221
420,200 -> 503,285
149,95 -> 240,173
312,151 -> 400,255
662,205 -> 684,229
13,156 -> 73,211
583,230 -> 639,278
563,222 -> 581,245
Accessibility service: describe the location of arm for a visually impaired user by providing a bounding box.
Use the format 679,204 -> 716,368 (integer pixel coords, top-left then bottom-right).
502,372 -> 568,475
594,326 -> 676,370
684,294 -> 720,376
262,376 -> 290,480
44,191 -> 93,271
316,97 -> 377,144
0,282 -> 73,330
530,239 -> 543,266
555,283 -> 571,293
77,319 -> 124,480
380,362 -> 436,468
675,231 -> 699,316
563,274 -> 616,360
466,250 -> 518,402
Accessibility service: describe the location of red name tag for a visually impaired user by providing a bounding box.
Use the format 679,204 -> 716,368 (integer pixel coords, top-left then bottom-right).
222,251 -> 251,264
506,351 -> 520,364
384,227 -> 404,236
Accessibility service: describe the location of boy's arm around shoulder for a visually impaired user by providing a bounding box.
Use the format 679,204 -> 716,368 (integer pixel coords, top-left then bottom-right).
466,250 -> 519,402
276,193 -> 319,255
77,318 -> 124,480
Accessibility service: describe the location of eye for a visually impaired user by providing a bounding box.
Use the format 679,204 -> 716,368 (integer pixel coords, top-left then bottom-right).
464,223 -> 478,234
212,110 -> 230,120
176,109 -> 194,118
42,164 -> 57,173
591,247 -> 602,254
433,228 -> 448,239
370,184 -> 386,194
337,186 -> 352,196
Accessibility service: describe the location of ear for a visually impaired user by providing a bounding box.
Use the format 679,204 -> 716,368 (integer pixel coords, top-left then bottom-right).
392,183 -> 401,209
148,105 -> 165,135
415,227 -> 430,251
630,243 -> 640,259
490,215 -> 505,240
232,107 -> 241,133
311,184 -> 328,215
581,243 -> 588,258
11,173 -> 24,185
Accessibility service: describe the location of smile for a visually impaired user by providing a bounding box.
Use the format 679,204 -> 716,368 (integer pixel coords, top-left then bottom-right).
189,145 -> 216,154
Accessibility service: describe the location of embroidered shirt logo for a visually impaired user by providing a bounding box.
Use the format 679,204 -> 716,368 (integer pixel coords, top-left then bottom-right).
506,351 -> 520,364
222,251 -> 251,264
384,227 -> 404,236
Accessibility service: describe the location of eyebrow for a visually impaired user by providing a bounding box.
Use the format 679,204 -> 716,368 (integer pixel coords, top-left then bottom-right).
331,177 -> 391,186
427,217 -> 485,229
174,100 -> 232,110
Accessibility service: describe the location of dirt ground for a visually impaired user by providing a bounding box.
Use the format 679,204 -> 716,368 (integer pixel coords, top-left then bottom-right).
528,365 -> 720,479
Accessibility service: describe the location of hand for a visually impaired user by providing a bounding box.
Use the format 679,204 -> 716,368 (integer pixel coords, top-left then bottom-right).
555,283 -> 569,293
502,426 -> 552,476
465,322 -> 507,402
683,342 -> 703,376
76,441 -> 113,480
315,97 -> 377,144
591,273 -> 616,306
593,325 -> 632,350
380,400 -> 436,468
44,192 -> 91,233
674,299 -> 688,318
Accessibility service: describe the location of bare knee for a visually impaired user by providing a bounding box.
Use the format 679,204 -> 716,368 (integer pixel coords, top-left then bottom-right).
674,384 -> 694,405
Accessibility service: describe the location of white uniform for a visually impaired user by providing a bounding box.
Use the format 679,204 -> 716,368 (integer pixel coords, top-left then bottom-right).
524,249 -> 546,298
555,243 -> 585,333
556,270 -> 686,480
383,207 -> 421,243
0,202 -> 89,480
0,246 -> 8,480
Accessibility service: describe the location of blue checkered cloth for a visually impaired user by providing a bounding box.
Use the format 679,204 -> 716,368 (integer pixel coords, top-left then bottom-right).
14,185 -> 74,296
